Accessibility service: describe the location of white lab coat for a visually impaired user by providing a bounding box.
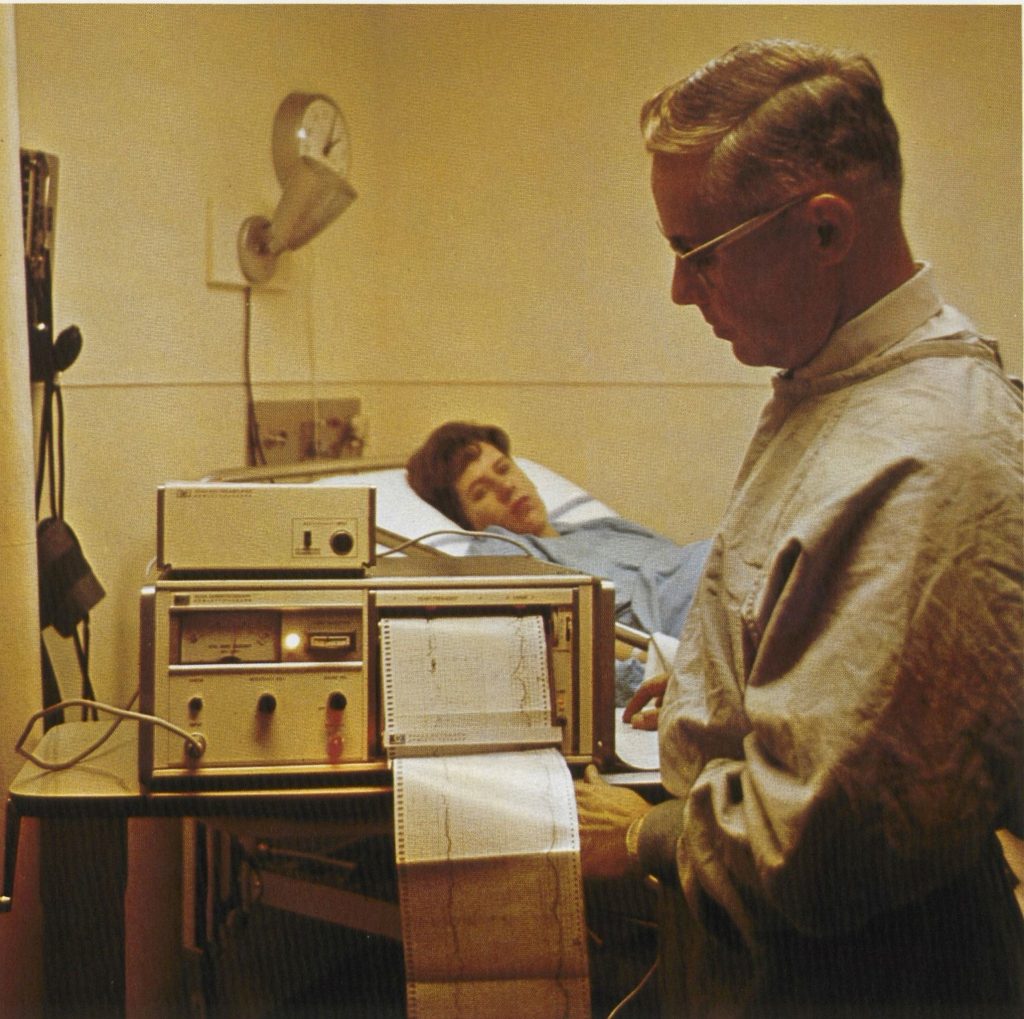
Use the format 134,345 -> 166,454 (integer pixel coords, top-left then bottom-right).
657,266 -> 1024,1015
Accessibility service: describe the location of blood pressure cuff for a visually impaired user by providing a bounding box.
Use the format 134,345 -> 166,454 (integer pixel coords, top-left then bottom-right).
37,517 -> 105,636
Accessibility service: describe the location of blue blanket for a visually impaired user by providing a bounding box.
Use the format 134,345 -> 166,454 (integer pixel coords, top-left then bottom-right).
466,518 -> 711,704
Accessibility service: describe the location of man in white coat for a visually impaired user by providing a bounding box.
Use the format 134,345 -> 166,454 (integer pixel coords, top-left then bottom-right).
576,38 -> 1024,1018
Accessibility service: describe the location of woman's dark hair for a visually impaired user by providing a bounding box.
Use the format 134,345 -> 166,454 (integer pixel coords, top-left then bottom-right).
406,421 -> 512,529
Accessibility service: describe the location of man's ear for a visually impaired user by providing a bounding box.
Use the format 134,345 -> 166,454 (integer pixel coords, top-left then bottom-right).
806,193 -> 856,265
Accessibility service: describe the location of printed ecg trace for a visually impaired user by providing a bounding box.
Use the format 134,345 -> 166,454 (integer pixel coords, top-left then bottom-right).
380,614 -> 557,749
384,614 -> 590,1018
394,750 -> 589,1018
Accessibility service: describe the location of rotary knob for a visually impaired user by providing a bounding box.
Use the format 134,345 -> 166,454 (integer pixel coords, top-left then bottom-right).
329,530 -> 354,556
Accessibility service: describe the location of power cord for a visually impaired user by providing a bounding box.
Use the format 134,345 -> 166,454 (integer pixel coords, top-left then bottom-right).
242,286 -> 266,467
15,692 -> 205,772
605,956 -> 659,1019
373,529 -> 536,562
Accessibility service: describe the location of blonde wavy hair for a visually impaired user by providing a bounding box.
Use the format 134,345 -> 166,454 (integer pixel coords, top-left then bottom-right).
641,39 -> 903,216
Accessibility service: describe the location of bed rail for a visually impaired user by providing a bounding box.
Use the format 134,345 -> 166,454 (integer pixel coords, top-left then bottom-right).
203,456 -> 407,484
614,621 -> 652,652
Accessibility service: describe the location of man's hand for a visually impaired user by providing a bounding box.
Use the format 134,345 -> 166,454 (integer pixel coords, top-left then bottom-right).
574,765 -> 651,880
623,676 -> 668,730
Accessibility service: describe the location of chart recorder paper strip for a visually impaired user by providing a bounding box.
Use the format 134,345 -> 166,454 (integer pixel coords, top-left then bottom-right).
394,750 -> 590,1019
381,615 -> 591,1018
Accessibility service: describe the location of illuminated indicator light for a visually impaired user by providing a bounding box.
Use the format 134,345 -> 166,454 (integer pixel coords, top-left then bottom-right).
283,631 -> 302,651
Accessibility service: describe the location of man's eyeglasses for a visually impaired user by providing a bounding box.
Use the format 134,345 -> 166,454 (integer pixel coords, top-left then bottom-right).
663,193 -> 811,271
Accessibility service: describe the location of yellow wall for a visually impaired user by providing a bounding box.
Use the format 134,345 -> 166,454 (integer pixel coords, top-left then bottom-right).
2,4 -> 1020,1010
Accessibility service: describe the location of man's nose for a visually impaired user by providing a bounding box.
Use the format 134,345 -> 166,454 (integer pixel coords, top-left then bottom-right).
495,479 -> 515,501
671,259 -> 706,306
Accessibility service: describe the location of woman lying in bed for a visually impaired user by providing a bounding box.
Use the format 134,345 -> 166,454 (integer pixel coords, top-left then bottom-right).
406,422 -> 711,714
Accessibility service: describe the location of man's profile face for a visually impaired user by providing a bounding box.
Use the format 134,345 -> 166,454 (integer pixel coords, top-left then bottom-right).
651,152 -> 835,370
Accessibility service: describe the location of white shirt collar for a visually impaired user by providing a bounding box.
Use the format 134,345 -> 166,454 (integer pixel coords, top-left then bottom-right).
791,263 -> 943,380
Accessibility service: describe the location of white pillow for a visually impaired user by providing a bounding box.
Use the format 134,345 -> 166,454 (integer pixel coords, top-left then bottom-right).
315,458 -> 616,555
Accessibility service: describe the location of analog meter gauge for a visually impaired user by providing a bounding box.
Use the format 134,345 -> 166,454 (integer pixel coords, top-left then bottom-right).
177,610 -> 280,665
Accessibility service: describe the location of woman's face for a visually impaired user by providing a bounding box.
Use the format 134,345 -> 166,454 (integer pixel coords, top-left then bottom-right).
453,442 -> 551,535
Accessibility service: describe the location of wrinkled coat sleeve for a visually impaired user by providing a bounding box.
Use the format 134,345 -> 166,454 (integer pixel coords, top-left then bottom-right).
658,354 -> 1024,940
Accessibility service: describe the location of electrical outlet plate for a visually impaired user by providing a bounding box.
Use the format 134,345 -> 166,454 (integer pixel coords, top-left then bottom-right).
254,397 -> 364,466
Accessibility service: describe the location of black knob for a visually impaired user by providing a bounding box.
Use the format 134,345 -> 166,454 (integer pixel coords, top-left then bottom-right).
187,696 -> 204,717
329,530 -> 354,556
257,693 -> 277,714
328,691 -> 348,712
